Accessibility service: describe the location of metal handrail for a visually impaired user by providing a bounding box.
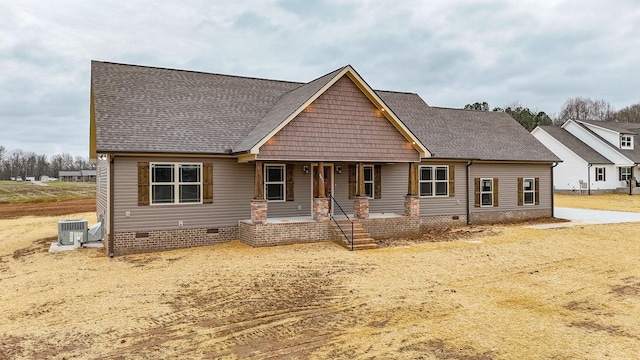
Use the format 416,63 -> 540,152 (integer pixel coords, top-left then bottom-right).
328,193 -> 354,250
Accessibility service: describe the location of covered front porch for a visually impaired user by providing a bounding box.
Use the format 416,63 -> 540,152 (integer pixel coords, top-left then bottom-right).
238,161 -> 423,248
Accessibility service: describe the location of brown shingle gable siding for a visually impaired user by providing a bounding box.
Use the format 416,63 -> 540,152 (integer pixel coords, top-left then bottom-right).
257,76 -> 420,162
236,67 -> 345,152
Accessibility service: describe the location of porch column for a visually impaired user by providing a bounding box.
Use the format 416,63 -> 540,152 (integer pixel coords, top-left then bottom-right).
404,195 -> 419,217
317,161 -> 325,198
407,163 -> 418,196
313,161 -> 330,221
313,198 -> 330,221
353,162 -> 370,219
405,162 -> 419,217
357,162 -> 365,196
251,161 -> 267,224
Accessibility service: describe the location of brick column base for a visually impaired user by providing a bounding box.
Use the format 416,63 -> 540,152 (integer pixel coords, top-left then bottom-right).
404,195 -> 420,217
353,196 -> 370,219
313,198 -> 330,222
251,199 -> 268,224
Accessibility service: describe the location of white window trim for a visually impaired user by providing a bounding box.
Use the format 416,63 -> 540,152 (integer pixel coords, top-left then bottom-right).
150,162 -> 203,205
523,178 -> 535,206
362,165 -> 374,199
595,167 -> 606,182
620,135 -> 633,149
620,167 -> 632,181
480,178 -> 493,207
419,165 -> 448,197
264,164 -> 286,202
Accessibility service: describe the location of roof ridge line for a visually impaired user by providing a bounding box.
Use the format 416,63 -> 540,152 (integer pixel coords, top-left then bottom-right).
91,60 -> 304,86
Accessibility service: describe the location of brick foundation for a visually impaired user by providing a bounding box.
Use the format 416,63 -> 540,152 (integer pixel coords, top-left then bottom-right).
420,214 -> 467,229
469,209 -> 552,224
353,197 -> 369,219
251,199 -> 268,224
112,226 -> 237,256
239,220 -> 333,247
313,198 -> 330,221
360,216 -> 420,238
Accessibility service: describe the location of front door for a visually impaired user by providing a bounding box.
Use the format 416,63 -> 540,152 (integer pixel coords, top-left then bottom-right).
312,164 -> 333,213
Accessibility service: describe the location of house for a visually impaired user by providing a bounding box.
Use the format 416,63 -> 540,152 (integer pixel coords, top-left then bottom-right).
91,61 -> 560,256
532,120 -> 640,194
59,170 -> 97,182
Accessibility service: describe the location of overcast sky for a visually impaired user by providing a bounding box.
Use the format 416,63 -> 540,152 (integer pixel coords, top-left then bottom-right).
1,0 -> 639,157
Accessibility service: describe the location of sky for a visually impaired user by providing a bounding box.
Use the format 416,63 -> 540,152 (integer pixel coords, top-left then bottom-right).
1,0 -> 639,158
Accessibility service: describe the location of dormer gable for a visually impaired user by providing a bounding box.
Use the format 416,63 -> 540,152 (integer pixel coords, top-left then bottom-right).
620,134 -> 634,149
576,120 -> 637,150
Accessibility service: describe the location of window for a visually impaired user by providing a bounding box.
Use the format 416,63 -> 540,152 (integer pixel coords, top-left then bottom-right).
621,135 -> 633,149
151,163 -> 201,204
620,167 -> 632,181
595,167 -> 606,181
363,165 -> 374,198
265,165 -> 285,201
419,166 -> 448,197
348,164 -> 381,199
480,178 -> 493,207
523,178 -> 535,205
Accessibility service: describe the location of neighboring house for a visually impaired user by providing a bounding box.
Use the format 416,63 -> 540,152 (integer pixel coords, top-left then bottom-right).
532,120 -> 640,194
59,170 -> 96,182
91,61 -> 559,256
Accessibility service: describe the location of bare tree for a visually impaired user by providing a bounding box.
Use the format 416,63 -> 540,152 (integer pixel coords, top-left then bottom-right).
0,147 -> 92,180
615,103 -> 640,123
559,97 -> 615,122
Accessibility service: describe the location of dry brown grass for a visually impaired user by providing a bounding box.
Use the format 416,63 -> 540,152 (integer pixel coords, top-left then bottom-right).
555,193 -> 640,212
0,181 -> 95,204
1,199 -> 639,359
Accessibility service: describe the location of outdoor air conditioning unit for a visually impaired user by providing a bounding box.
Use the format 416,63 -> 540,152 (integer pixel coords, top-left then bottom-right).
58,219 -> 88,247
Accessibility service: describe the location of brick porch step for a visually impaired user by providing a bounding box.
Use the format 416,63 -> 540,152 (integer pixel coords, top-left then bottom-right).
331,218 -> 378,251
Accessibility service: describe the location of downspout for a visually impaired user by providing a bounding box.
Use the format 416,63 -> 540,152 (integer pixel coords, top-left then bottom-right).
587,163 -> 592,195
466,160 -> 473,225
108,154 -> 115,258
551,162 -> 559,218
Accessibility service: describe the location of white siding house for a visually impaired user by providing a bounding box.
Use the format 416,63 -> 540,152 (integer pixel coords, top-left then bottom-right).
532,120 -> 640,194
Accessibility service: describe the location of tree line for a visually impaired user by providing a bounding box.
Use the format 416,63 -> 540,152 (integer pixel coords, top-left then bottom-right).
0,146 -> 93,180
464,97 -> 640,131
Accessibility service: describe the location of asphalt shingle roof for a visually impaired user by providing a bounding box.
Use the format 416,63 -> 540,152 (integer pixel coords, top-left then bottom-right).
576,120 -> 640,163
92,61 -> 300,154
92,61 -> 560,162
538,126 -> 611,164
378,91 -> 560,161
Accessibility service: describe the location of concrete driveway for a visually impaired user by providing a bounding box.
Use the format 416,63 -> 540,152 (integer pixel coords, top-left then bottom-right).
529,207 -> 640,229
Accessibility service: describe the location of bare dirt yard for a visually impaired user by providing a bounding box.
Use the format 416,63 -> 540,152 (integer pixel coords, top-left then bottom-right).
0,195 -> 639,359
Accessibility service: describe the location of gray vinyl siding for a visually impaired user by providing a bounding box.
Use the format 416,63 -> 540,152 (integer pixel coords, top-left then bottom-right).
333,170 -> 350,212
469,163 -> 552,212
369,164 -> 407,214
266,164 -> 312,217
113,157 -> 253,232
267,163 -> 408,217
418,162 -> 468,216
96,157 -> 108,225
